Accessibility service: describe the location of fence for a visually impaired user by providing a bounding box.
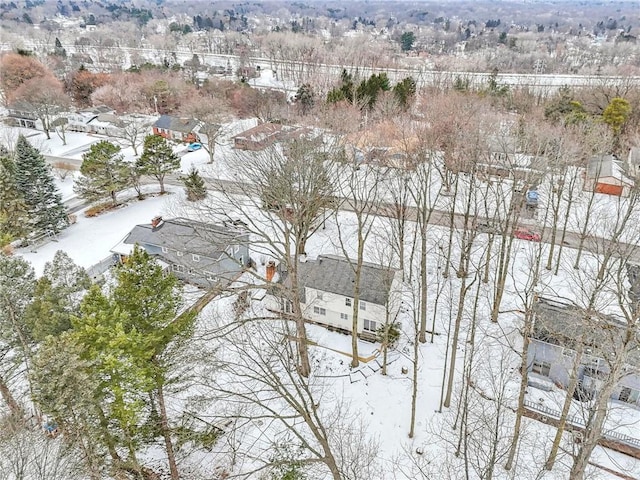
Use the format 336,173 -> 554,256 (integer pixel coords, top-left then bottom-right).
86,255 -> 118,281
524,399 -> 640,449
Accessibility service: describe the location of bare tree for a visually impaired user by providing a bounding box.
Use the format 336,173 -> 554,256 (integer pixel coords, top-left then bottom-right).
333,159 -> 384,368
13,76 -> 71,140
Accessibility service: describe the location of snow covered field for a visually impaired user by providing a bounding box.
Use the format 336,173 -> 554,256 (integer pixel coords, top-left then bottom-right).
11,177 -> 640,479
5,119 -> 640,479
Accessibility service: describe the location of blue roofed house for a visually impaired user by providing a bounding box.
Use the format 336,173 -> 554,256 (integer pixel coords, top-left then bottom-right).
111,216 -> 249,288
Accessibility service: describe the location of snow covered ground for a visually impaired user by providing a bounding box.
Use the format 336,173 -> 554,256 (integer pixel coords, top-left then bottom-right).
12,180 -> 639,478
5,120 -> 640,479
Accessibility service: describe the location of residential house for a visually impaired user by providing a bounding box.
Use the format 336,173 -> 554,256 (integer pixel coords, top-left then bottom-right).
152,115 -> 201,143
476,135 -> 546,183
67,106 -> 115,133
111,216 -> 250,288
627,147 -> 640,179
7,100 -> 38,129
527,296 -> 640,408
344,121 -> 421,169
233,123 -> 311,151
584,154 -> 634,197
266,254 -> 402,340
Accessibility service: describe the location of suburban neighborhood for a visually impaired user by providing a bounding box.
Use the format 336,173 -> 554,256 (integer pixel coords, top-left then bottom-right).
1,1 -> 640,479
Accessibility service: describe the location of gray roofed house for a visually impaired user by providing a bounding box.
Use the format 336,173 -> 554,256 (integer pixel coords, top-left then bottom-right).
584,154 -> 634,196
266,254 -> 403,339
153,115 -> 201,143
111,216 -> 249,288
527,296 -> 640,407
7,100 -> 38,128
297,255 -> 397,306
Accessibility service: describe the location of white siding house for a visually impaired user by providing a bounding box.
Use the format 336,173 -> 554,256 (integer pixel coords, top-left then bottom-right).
267,255 -> 402,339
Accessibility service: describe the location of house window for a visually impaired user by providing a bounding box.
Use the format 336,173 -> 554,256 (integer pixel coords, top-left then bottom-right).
345,298 -> 352,307
161,246 -> 168,253
234,244 -> 240,253
239,255 -> 244,266
284,300 -> 293,313
617,386 -> 639,404
532,360 -> 551,377
363,319 -> 377,332
192,254 -> 200,262
340,313 -> 348,321
172,264 -> 185,273
317,292 -> 324,301
188,268 -> 196,276
360,301 -> 366,311
176,251 -> 184,257
313,306 -> 326,316
205,272 -> 216,282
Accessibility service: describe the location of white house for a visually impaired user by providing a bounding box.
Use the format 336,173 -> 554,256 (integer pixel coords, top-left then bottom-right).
266,255 -> 403,339
584,154 -> 634,197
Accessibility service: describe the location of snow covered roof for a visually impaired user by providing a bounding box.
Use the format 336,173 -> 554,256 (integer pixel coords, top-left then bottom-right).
116,217 -> 248,259
587,154 -> 634,185
154,115 -> 200,133
296,254 -> 398,306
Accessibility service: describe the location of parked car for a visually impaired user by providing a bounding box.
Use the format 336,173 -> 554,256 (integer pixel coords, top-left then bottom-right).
475,219 -> 497,233
513,227 -> 541,242
187,142 -> 202,152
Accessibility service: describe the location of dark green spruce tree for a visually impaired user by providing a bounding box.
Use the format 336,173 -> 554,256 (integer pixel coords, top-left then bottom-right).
14,135 -> 68,237
182,167 -> 207,201
0,154 -> 29,245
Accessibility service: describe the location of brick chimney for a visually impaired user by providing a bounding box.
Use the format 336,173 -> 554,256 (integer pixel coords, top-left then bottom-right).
266,261 -> 276,282
151,216 -> 163,228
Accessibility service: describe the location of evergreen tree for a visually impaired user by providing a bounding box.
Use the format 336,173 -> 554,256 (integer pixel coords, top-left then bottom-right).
182,167 -> 207,201
400,31 -> 415,52
14,135 -> 68,237
71,285 -> 151,476
31,334 -> 106,478
393,76 -> 417,109
137,135 -> 180,194
0,254 -> 36,415
602,97 -> 631,136
75,140 -> 130,206
24,250 -> 91,342
0,154 -> 28,245
294,83 -> 315,114
111,246 -> 194,480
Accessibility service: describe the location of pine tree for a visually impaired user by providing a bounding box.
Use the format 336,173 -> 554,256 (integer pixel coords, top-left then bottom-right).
24,250 -> 91,342
137,135 -> 180,194
182,167 -> 207,201
0,154 -> 28,245
71,285 -> 151,476
0,254 -> 36,415
75,140 -> 130,206
14,135 -> 68,238
112,246 -> 194,480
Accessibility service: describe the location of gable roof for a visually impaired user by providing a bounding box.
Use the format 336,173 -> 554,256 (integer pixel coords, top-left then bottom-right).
118,217 -> 247,259
587,154 -> 634,186
7,100 -> 37,117
297,254 -> 397,305
153,115 -> 200,133
532,296 -> 640,366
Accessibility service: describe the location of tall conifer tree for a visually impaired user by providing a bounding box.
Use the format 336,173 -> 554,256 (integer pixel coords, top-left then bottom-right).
14,135 -> 67,237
